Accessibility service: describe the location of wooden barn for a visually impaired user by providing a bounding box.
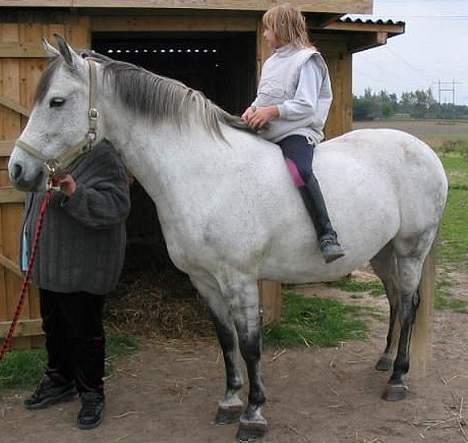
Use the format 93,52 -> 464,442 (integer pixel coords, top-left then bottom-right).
0,0 -> 405,349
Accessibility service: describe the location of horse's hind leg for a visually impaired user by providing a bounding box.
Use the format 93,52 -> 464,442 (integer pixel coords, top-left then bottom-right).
190,275 -> 244,424
382,227 -> 437,401
370,242 -> 400,371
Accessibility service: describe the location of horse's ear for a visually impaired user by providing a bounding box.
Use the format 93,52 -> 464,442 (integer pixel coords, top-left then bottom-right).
41,38 -> 60,59
54,33 -> 79,68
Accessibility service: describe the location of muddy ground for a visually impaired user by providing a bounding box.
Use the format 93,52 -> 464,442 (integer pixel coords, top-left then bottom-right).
2,279 -> 468,443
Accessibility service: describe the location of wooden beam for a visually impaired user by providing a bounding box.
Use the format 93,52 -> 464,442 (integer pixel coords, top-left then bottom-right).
348,31 -> 389,53
0,0 -> 373,14
0,96 -> 30,117
325,21 -> 404,35
0,187 -> 25,204
0,252 -> 22,278
0,140 -> 14,157
0,42 -> 47,58
91,15 -> 258,32
0,319 -> 43,338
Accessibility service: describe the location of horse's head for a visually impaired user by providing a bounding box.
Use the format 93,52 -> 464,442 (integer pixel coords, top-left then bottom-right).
8,35 -> 102,192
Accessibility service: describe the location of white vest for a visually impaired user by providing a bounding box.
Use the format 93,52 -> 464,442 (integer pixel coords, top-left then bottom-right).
253,45 -> 333,144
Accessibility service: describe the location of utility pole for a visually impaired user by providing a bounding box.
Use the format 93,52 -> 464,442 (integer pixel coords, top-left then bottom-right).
436,80 -> 463,105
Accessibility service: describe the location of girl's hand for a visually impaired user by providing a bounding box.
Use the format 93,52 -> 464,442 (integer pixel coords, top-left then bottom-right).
57,174 -> 77,196
241,106 -> 256,122
246,106 -> 279,130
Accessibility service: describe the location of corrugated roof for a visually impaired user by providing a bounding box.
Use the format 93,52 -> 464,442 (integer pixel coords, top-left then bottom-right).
340,16 -> 405,26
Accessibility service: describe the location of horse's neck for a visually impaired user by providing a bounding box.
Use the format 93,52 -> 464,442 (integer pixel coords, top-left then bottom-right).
102,98 -> 226,204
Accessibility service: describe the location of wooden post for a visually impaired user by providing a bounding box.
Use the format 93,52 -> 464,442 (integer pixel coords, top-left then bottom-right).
255,19 -> 282,325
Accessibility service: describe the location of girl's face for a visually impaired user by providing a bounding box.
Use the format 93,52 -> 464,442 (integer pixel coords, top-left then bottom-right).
263,27 -> 281,49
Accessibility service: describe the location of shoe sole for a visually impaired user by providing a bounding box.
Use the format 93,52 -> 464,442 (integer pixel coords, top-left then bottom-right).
324,252 -> 345,264
77,410 -> 105,430
24,389 -> 77,410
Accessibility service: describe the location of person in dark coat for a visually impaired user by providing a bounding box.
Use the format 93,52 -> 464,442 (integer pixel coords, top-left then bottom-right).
21,139 -> 131,430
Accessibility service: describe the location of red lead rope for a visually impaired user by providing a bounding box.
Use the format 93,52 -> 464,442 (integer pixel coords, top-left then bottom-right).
0,191 -> 53,362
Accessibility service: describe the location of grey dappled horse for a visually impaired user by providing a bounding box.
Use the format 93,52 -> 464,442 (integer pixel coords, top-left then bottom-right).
8,36 -> 448,442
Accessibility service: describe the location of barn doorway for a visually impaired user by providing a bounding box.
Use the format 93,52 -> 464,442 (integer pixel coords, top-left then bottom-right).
92,32 -> 257,271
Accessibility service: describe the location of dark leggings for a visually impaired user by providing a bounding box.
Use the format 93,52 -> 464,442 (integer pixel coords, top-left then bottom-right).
277,135 -> 314,183
40,289 -> 106,394
278,134 -> 336,240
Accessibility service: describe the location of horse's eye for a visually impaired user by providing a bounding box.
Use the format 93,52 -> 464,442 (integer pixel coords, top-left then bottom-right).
49,98 -> 65,108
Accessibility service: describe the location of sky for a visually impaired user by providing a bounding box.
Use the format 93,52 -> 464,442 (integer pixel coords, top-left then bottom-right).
352,0 -> 468,105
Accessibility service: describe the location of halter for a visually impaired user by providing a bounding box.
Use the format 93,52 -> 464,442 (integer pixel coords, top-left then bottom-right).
15,60 -> 99,183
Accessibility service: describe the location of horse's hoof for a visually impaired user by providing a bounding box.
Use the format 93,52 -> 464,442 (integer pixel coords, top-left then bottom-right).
215,405 -> 243,425
382,384 -> 408,401
375,356 -> 393,371
236,418 -> 268,442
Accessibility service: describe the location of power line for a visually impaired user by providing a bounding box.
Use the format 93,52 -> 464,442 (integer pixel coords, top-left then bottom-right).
382,46 -> 434,82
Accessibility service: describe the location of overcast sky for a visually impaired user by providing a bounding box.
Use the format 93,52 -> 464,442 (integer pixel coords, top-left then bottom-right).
352,0 -> 468,105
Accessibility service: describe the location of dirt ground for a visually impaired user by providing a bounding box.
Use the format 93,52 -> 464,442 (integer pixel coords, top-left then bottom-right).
2,281 -> 468,443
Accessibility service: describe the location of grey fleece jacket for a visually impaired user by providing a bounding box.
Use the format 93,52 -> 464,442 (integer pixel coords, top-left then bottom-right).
252,44 -> 333,144
20,140 -> 131,295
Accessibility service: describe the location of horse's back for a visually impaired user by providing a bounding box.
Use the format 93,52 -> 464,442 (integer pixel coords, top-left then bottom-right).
247,128 -> 447,282
316,129 -> 448,235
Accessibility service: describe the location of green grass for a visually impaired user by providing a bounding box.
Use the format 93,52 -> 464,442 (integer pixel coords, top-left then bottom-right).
435,278 -> 468,313
326,278 -> 385,297
0,334 -> 138,391
264,291 -> 368,348
438,155 -> 468,266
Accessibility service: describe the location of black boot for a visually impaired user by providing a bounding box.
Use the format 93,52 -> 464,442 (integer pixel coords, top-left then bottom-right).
77,392 -> 105,430
24,370 -> 76,410
298,176 -> 345,264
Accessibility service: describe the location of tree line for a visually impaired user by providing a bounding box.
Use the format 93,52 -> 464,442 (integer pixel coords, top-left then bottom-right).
353,88 -> 468,121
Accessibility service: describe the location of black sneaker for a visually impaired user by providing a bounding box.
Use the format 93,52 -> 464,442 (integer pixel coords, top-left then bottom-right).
320,236 -> 345,264
77,392 -> 105,430
24,374 -> 77,410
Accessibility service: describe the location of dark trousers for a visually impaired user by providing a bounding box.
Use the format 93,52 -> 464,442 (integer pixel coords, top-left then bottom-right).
39,289 -> 106,394
278,134 -> 336,239
278,134 -> 314,183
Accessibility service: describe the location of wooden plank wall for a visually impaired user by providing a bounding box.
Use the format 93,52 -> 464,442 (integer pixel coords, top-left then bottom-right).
0,12 -> 90,349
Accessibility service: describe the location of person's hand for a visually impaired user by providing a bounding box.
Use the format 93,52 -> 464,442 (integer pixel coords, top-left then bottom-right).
57,174 -> 77,196
241,106 -> 256,122
245,106 -> 279,130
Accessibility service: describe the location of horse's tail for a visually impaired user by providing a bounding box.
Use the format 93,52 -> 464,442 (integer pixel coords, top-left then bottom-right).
411,241 -> 436,377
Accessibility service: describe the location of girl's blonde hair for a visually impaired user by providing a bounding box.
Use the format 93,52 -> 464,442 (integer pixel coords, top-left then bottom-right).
262,3 -> 311,48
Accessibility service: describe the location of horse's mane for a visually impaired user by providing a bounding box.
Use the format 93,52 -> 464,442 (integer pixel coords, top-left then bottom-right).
87,51 -> 252,138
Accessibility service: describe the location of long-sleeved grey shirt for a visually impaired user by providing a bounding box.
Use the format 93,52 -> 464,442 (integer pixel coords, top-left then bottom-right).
20,140 -> 131,295
252,44 -> 333,144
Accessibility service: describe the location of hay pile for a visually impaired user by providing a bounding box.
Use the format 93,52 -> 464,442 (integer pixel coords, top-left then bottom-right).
105,268 -> 214,339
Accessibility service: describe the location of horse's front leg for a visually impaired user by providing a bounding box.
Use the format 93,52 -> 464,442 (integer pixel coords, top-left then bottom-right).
227,276 -> 267,442
190,275 -> 244,424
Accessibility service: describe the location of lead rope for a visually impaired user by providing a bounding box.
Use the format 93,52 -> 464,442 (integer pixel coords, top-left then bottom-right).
0,190 -> 52,362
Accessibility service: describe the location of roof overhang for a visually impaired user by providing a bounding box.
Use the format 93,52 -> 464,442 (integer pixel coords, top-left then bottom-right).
315,16 -> 405,53
0,0 -> 373,14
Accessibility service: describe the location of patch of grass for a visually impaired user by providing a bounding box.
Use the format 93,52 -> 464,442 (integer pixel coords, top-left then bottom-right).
0,334 -> 138,391
435,155 -> 468,267
439,188 -> 468,264
0,348 -> 47,391
106,334 -> 138,359
327,278 -> 385,297
264,291 -> 368,348
435,279 -> 468,313
441,155 -> 468,189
